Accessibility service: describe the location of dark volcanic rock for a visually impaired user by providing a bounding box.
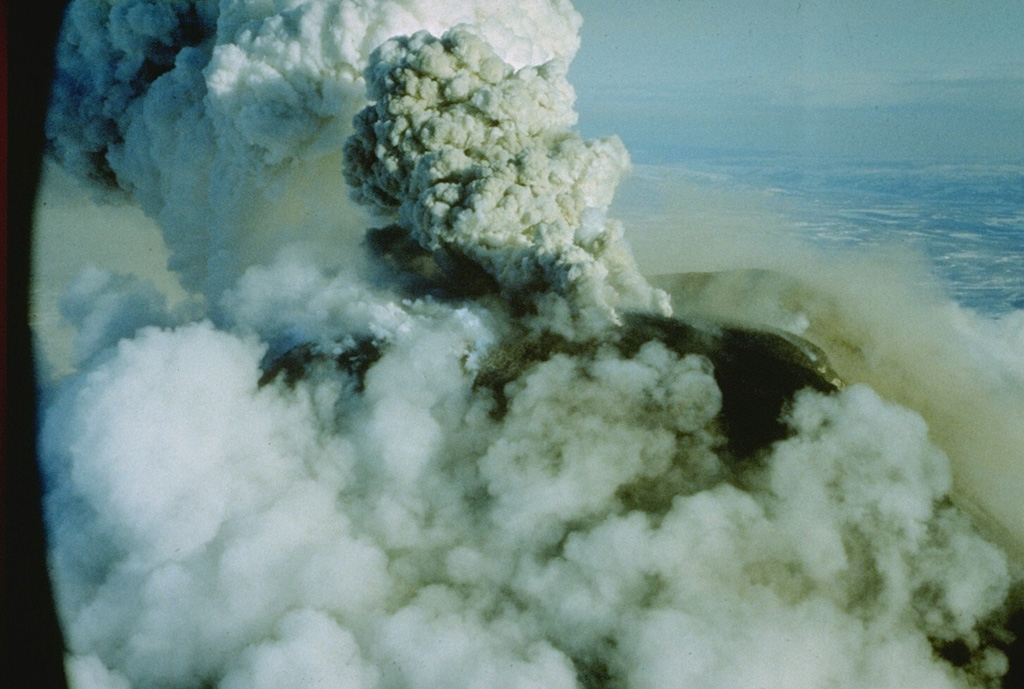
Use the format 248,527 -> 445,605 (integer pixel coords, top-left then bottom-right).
259,308 -> 842,460
475,312 -> 842,459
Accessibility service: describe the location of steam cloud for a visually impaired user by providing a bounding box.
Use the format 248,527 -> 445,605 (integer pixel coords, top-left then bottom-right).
40,2 -> 1021,688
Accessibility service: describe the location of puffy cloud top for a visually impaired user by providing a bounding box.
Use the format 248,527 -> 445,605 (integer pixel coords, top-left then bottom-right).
344,30 -> 669,327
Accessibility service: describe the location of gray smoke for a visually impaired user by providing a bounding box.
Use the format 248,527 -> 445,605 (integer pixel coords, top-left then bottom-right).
343,29 -> 668,328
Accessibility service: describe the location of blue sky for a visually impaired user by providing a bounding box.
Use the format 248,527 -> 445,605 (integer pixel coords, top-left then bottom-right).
568,0 -> 1024,162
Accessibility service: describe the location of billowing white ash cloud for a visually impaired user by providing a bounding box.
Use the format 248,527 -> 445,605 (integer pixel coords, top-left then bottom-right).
46,0 -> 582,300
343,30 -> 668,327
40,2 -> 1019,689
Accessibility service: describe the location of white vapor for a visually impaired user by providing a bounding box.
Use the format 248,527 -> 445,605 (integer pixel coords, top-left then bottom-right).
39,2 -> 1020,689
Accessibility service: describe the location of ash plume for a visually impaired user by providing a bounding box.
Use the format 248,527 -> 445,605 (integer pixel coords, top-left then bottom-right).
46,0 -> 583,300
343,30 -> 668,327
